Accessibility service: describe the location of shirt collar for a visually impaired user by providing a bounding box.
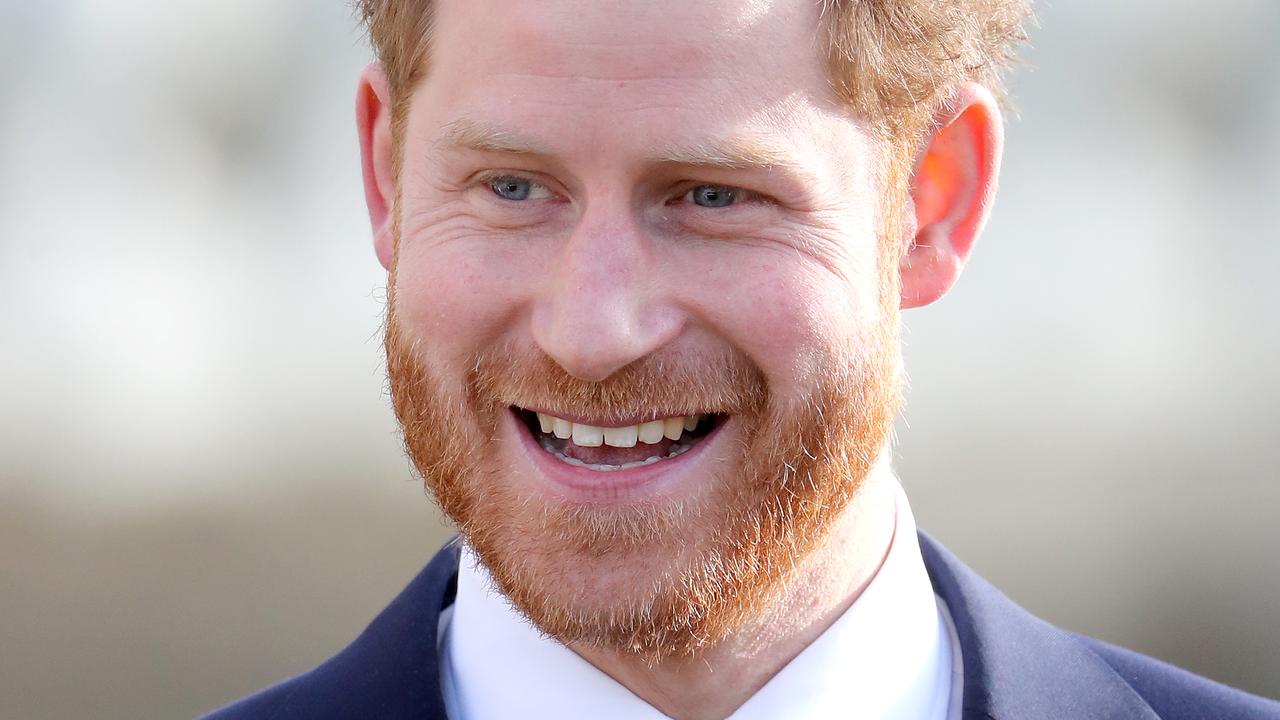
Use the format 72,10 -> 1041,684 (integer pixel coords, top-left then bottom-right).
440,482 -> 953,720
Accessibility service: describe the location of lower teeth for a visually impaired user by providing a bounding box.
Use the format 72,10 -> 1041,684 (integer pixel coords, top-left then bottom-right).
537,435 -> 694,471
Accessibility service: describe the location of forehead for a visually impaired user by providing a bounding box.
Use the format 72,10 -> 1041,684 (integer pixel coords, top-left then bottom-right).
433,0 -> 816,72
418,0 -> 854,162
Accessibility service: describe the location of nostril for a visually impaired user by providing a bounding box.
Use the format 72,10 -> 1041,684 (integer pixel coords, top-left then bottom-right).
530,296 -> 688,385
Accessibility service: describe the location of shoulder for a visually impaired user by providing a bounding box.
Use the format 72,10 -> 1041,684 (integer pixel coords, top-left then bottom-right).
1079,636 -> 1280,720
201,679 -> 298,720
918,532 -> 1280,719
199,541 -> 460,720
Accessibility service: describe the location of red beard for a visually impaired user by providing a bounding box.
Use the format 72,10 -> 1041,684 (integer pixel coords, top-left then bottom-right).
385,305 -> 901,660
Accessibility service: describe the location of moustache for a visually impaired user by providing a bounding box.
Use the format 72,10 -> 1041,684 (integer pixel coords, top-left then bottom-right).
465,342 -> 770,425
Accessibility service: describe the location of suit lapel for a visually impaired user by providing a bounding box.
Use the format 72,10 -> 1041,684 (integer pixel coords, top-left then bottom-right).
315,538 -> 459,719
919,533 -> 1159,720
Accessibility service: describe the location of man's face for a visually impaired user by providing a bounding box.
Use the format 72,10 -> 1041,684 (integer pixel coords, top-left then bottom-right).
385,0 -> 903,657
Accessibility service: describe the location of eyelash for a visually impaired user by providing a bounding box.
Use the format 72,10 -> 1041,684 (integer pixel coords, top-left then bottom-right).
674,184 -> 763,207
476,172 -> 554,200
473,172 -> 768,210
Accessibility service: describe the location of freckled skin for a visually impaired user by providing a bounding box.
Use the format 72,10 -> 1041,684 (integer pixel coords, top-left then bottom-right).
383,1 -> 913,717
396,0 -> 887,390
362,1 -> 1011,714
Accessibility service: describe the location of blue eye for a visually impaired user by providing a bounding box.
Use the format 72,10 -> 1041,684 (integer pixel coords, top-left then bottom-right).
489,176 -> 535,201
689,185 -> 738,208
487,176 -> 554,201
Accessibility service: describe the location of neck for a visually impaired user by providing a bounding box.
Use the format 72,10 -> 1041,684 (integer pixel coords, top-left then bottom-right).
571,461 -> 900,720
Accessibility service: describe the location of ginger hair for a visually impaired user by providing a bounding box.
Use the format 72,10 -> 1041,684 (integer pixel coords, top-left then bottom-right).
356,0 -> 1030,267
356,0 -> 1030,157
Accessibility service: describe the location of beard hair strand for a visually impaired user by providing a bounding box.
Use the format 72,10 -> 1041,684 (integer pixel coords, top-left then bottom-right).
384,302 -> 901,662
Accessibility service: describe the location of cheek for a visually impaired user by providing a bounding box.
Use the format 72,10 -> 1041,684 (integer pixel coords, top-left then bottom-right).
691,249 -> 880,396
392,235 -> 536,358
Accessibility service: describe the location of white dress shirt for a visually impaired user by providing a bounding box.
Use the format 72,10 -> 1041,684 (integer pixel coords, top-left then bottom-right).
438,483 -> 962,719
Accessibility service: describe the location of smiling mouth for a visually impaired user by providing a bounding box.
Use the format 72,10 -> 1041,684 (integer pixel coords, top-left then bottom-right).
513,408 -> 722,472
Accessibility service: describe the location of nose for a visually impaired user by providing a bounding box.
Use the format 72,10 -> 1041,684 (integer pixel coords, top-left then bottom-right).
530,211 -> 683,382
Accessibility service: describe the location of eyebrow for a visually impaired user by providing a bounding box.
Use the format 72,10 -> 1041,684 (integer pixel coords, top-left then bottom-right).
437,117 -> 800,171
652,136 -> 797,170
438,117 -> 552,156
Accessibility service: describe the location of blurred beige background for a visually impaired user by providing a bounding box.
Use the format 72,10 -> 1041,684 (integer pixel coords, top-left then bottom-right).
1,1 -> 1277,718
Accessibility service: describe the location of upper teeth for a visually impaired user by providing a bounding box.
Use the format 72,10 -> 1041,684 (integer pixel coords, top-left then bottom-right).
535,412 -> 707,448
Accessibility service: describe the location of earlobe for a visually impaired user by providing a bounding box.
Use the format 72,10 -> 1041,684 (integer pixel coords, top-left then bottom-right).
900,83 -> 1003,309
356,62 -> 397,271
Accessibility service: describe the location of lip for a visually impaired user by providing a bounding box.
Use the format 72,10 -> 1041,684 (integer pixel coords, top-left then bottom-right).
505,407 -> 728,502
516,406 -> 706,427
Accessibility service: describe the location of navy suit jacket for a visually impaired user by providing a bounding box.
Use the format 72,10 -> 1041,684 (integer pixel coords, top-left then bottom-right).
204,534 -> 1280,719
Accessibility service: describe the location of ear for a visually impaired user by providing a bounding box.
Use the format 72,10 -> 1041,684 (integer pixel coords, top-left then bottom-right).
900,82 -> 1003,308
356,62 -> 396,270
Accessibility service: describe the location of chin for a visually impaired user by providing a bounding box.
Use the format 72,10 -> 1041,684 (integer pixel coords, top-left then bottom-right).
469,508 -> 749,658
445,419 -> 766,657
